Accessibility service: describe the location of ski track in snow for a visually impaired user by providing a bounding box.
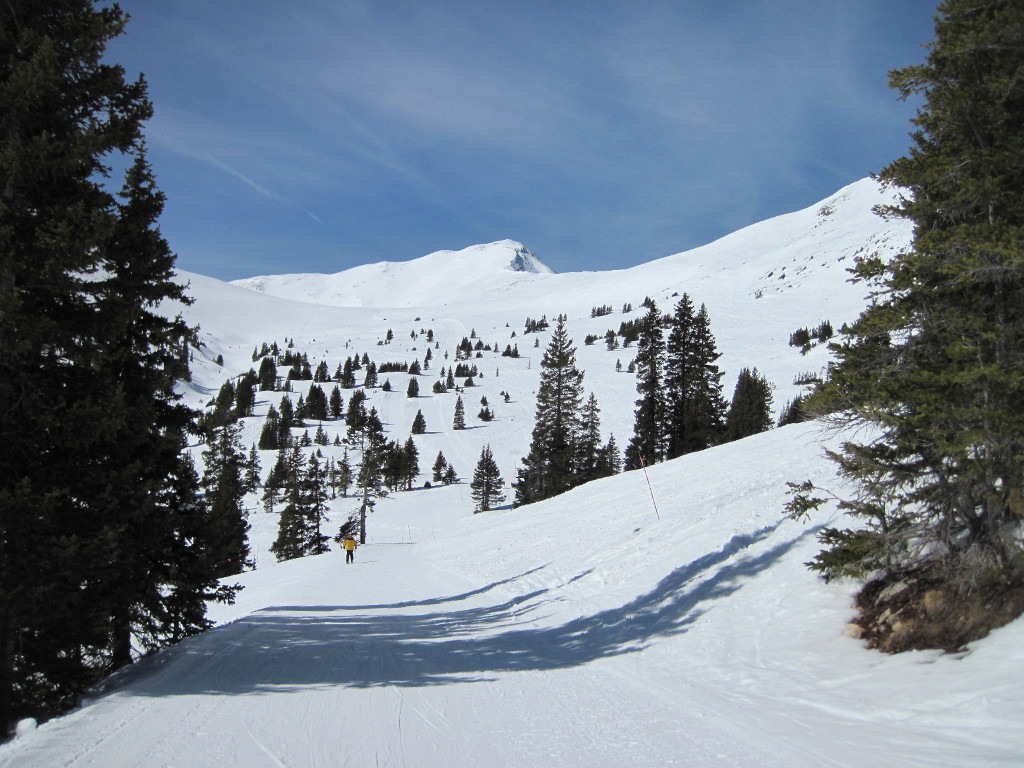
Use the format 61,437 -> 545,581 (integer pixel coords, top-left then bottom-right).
3,181 -> 1022,766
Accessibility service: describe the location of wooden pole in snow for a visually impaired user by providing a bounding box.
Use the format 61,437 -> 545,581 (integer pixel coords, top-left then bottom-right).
639,455 -> 661,520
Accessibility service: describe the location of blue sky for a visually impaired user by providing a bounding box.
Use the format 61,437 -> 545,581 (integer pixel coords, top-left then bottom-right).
107,1 -> 938,281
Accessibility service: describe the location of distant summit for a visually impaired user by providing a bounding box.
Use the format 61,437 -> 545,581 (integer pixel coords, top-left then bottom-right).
233,239 -> 553,308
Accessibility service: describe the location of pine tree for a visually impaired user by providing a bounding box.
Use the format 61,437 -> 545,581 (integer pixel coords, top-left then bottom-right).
243,444 -> 262,493
201,423 -> 252,578
329,385 -> 343,419
471,445 -> 507,512
233,371 -> 257,418
407,377 -> 420,398
576,393 -> 605,482
259,405 -> 281,450
625,303 -> 666,470
258,357 -> 278,391
278,395 -> 296,446
664,298 -> 728,458
453,396 -> 467,430
724,368 -> 774,442
303,453 -> 331,555
515,315 -> 586,505
262,447 -> 287,514
433,451 -> 449,483
305,384 -> 328,421
363,361 -> 378,388
270,446 -> 309,562
0,1 -> 236,723
790,1 -> 1024,597
403,437 -> 420,491
411,409 -> 427,434
346,407 -> 387,543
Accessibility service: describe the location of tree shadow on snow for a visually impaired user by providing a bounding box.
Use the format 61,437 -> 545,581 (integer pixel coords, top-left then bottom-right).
130,522 -> 817,697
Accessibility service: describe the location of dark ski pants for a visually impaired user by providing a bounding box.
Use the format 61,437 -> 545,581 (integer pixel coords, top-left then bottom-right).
346,550 -> 354,564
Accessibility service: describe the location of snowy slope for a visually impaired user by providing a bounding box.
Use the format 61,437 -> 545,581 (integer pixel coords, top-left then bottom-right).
3,178 -> 1020,767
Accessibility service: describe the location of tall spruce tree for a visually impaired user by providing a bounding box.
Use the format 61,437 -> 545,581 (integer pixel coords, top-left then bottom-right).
664,298 -> 728,458
200,423 -> 252,577
515,315 -> 586,504
0,1 -> 228,725
723,367 -> 774,442
625,302 -> 666,469
471,445 -> 507,512
791,1 -> 1024,597
346,407 -> 387,543
453,396 -> 467,430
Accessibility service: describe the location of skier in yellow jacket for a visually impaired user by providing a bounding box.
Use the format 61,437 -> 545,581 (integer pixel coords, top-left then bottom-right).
343,535 -> 357,564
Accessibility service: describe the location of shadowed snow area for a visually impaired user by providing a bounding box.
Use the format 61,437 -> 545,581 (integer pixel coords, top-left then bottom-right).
4,427 -> 1021,767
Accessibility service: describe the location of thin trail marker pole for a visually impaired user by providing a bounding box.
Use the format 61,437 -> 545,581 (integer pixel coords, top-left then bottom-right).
639,456 -> 661,520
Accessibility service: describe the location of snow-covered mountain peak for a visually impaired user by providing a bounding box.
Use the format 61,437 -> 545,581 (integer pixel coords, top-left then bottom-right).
231,239 -> 553,308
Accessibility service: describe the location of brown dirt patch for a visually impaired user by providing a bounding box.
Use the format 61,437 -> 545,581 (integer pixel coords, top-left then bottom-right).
850,569 -> 1024,653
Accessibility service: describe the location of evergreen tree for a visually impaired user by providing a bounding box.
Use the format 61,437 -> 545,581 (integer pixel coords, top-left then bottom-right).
625,303 -> 666,470
258,356 -> 278,391
515,316 -> 586,505
346,407 -> 387,543
329,385 -> 343,419
305,384 -> 328,422
403,437 -> 420,491
314,425 -> 330,446
270,446 -> 309,562
340,357 -> 357,388
346,390 -> 367,432
259,405 -> 281,450
433,451 -> 449,483
303,453 -> 331,555
262,447 -> 288,514
453,396 -> 467,430
411,410 -> 427,434
160,450 -> 236,646
471,445 -> 507,512
664,298 -> 728,458
407,377 -> 420,398
363,361 -> 378,388
200,423 -> 253,577
243,444 -> 262,493
790,1 -> 1024,595
724,368 -> 774,442
0,1 -> 238,723
278,395 -> 296,446
330,451 -> 353,498
233,371 -> 257,418
576,393 -> 605,482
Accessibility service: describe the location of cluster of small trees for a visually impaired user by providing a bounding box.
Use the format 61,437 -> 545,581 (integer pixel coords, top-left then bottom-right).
788,320 -> 834,353
624,296 -> 772,470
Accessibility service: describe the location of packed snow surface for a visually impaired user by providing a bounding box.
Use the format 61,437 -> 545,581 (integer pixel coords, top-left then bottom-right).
3,179 -> 1021,767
